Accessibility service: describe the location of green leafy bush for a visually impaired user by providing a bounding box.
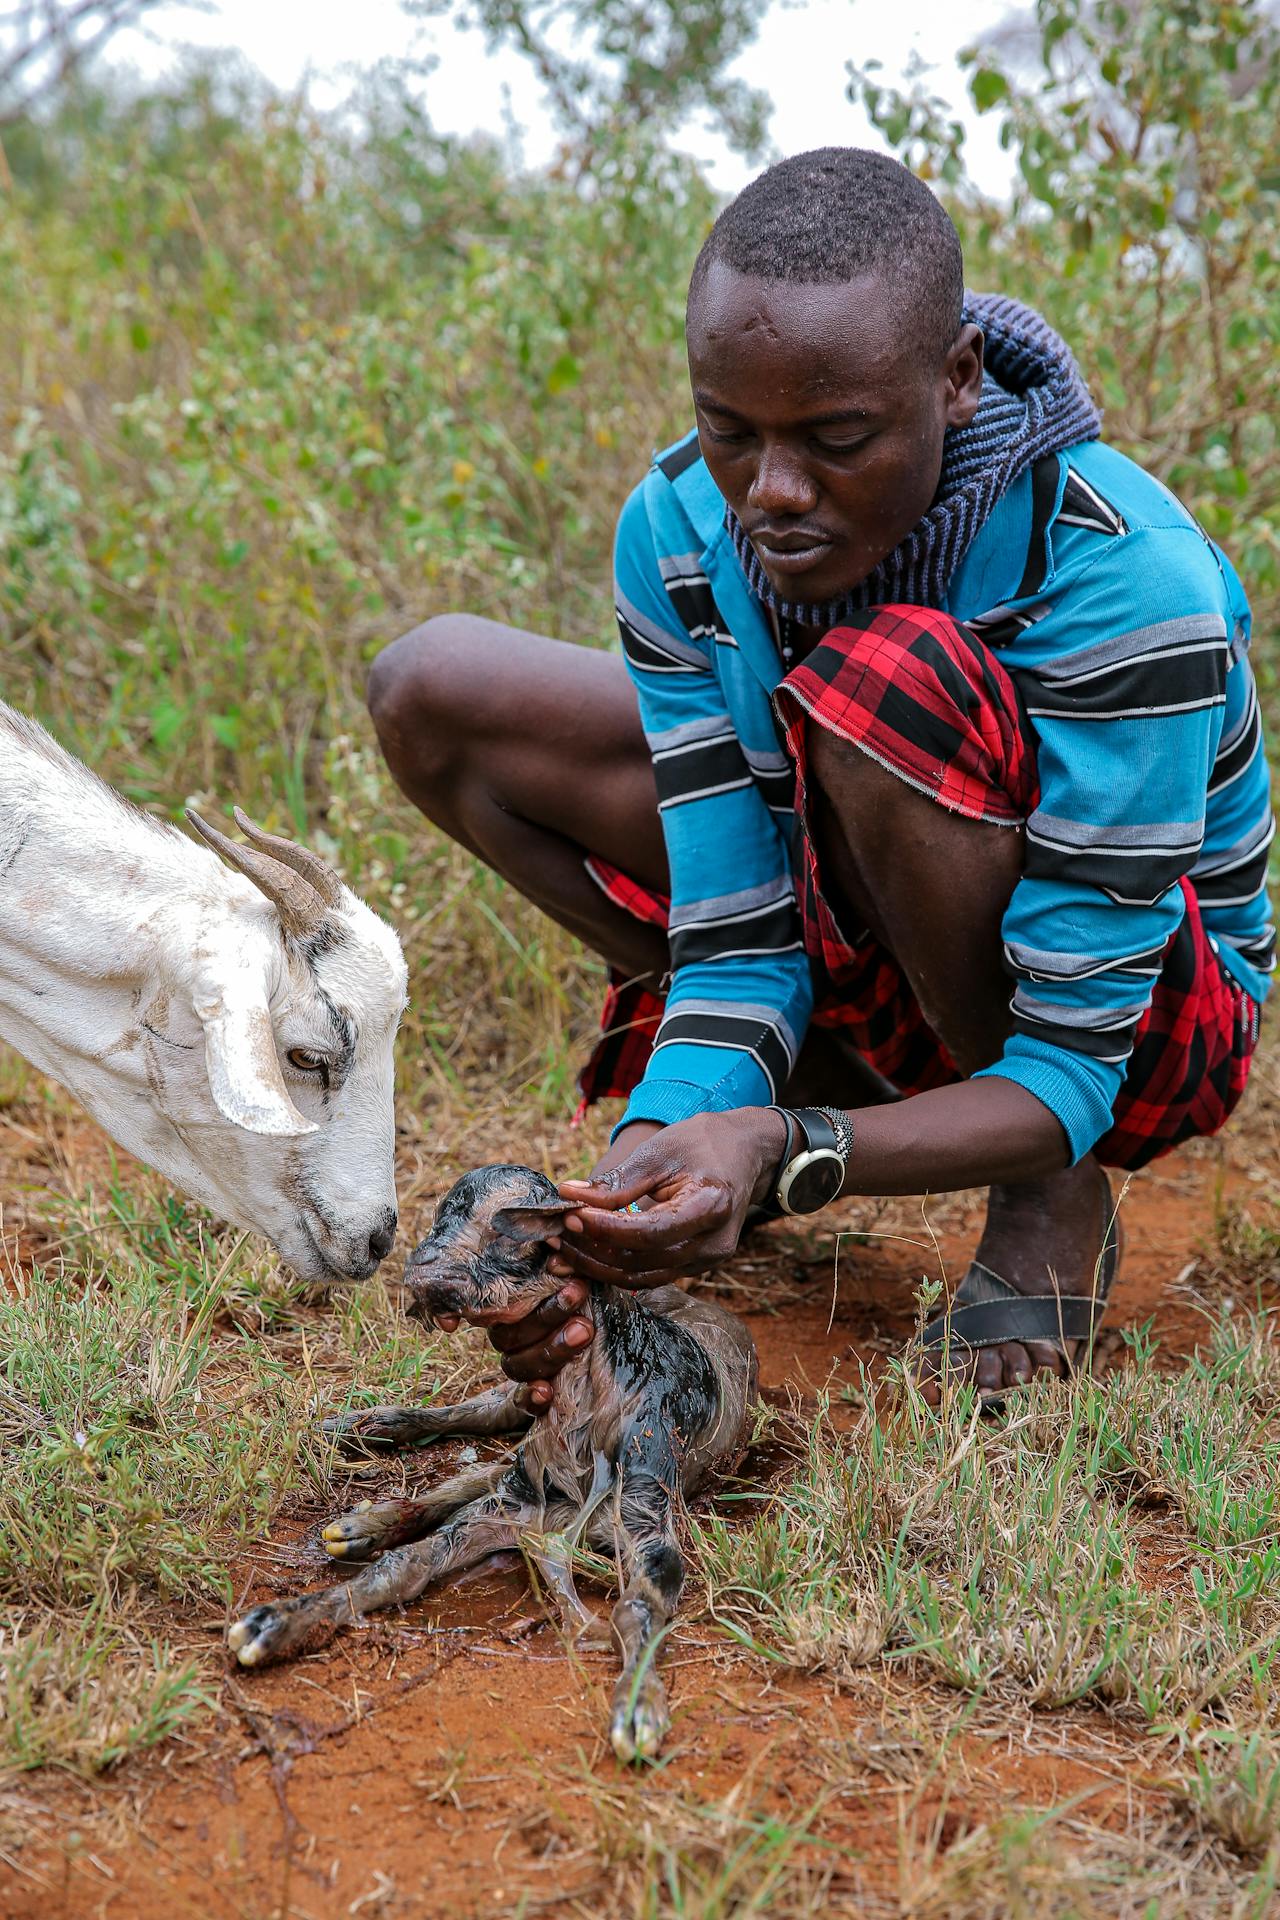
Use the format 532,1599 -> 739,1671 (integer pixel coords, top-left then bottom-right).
850,0 -> 1280,655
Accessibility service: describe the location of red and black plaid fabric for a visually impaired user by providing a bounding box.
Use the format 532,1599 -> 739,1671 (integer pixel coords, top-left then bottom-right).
1099,879 -> 1260,1168
579,856 -> 669,1107
579,606 -> 1261,1172
779,605 -> 1038,826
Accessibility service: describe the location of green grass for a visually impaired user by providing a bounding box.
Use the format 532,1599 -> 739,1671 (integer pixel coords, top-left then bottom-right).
0,1610 -> 207,1779
1,52 -> 1280,1915
695,1318 -> 1280,1726
0,1148 -> 485,1782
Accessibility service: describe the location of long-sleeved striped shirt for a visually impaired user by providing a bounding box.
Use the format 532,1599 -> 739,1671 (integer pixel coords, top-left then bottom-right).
613,431 -> 1275,1162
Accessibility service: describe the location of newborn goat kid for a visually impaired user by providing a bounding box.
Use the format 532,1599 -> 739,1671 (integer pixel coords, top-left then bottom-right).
228,1165 -> 758,1761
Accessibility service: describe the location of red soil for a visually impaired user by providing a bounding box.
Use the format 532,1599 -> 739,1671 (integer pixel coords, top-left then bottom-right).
1,1111 -> 1274,1919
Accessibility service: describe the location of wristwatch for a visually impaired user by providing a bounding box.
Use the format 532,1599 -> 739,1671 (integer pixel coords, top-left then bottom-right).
768,1105 -> 854,1216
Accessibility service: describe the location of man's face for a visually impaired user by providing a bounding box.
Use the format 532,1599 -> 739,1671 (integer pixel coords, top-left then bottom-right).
686,262 -> 984,605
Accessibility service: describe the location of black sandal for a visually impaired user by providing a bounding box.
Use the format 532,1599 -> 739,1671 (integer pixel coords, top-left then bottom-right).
918,1181 -> 1122,1403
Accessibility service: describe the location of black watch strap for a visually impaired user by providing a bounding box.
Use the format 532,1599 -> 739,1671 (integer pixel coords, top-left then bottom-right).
788,1107 -> 841,1158
767,1105 -> 851,1216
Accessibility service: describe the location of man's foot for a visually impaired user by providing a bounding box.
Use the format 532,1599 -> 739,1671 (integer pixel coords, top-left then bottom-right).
915,1156 -> 1119,1406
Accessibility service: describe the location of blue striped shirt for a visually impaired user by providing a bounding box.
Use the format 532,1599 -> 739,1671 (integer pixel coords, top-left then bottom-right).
612,431 -> 1275,1161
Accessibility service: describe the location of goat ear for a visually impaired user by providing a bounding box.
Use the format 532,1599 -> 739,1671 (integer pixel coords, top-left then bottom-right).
491,1201 -> 572,1241
196,986 -> 317,1138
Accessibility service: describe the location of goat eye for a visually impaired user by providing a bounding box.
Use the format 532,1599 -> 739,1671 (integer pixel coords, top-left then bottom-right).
286,1048 -> 329,1074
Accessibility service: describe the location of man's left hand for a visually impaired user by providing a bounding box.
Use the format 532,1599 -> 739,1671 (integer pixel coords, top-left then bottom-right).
550,1106 -> 790,1288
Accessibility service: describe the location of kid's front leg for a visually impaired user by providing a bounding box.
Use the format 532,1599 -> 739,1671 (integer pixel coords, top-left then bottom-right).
228,1503 -> 517,1667
322,1383 -> 532,1456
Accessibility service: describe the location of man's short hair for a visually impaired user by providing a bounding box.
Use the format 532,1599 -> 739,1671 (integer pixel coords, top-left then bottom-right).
688,147 -> 965,364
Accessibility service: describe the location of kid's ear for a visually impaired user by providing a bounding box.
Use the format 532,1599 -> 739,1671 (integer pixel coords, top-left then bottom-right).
491,1201 -> 573,1242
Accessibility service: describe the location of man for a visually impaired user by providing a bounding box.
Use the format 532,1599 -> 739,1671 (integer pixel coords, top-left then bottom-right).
368,149 -> 1274,1405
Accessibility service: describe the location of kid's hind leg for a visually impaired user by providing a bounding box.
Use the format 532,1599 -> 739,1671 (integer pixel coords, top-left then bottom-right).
229,1486 -> 523,1668
605,1450 -> 685,1764
322,1383 -> 532,1456
525,1448 -> 618,1650
322,1461 -> 509,1561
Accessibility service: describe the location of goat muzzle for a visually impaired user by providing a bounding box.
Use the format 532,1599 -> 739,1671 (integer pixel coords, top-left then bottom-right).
403,1249 -> 458,1322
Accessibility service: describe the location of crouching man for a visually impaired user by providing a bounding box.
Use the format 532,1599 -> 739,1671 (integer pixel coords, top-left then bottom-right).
368,148 -> 1274,1405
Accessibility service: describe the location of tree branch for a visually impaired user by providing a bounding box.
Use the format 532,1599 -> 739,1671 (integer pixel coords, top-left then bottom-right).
0,0 -> 166,122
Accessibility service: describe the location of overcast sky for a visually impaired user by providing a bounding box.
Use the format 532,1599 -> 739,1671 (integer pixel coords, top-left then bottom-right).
102,0 -> 1018,197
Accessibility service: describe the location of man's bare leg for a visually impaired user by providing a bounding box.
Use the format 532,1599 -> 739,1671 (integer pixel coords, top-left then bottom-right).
368,616 -> 669,984
367,616 -> 890,1108
805,725 -> 1114,1403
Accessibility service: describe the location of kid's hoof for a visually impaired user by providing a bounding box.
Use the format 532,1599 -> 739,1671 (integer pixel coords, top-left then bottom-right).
227,1603 -> 297,1667
322,1499 -> 405,1560
610,1689 -> 670,1765
322,1496 -> 438,1559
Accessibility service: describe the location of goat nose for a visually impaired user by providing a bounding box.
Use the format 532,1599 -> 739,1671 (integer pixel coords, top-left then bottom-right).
407,1276 -> 460,1321
367,1210 -> 398,1266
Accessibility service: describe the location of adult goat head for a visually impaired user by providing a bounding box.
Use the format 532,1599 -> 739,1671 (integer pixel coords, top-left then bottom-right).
0,703 -> 408,1283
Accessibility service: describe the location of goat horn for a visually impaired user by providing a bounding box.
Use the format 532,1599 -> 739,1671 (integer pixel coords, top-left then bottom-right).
186,809 -> 329,939
232,810 -> 343,909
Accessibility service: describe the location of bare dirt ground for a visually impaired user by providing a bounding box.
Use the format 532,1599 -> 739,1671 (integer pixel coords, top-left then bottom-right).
1,1055 -> 1277,1920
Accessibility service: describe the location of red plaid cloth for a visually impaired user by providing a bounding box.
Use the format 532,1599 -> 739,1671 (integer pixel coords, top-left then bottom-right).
580,606 -> 1260,1172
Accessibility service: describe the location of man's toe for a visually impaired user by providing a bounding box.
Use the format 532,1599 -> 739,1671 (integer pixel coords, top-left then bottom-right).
1023,1338 -> 1071,1377
1000,1340 -> 1033,1386
974,1348 -> 1005,1394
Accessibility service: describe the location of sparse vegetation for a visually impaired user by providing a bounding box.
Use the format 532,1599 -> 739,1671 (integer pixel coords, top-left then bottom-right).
695,1327 -> 1280,1720
1,0 -> 1279,1911
0,1137 -> 495,1782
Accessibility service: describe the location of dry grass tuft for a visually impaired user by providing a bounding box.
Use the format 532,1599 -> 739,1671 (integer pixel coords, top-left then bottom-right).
1173,1729 -> 1280,1858
0,1116 -> 502,1782
524,1759 -> 845,1918
893,1801 -> 1280,1920
693,1313 -> 1280,1726
0,1612 -> 207,1780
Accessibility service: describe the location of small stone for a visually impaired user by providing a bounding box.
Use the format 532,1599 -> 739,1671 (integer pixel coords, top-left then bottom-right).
458,1445 -> 479,1464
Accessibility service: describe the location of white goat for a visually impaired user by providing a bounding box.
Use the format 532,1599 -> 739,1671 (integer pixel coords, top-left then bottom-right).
0,700 -> 408,1283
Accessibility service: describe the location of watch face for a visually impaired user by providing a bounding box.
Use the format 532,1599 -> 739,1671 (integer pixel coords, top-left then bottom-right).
784,1150 -> 844,1214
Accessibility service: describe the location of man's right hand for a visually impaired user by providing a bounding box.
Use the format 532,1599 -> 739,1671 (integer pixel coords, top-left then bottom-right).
481,1121 -> 665,1408
487,1278 -> 594,1410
